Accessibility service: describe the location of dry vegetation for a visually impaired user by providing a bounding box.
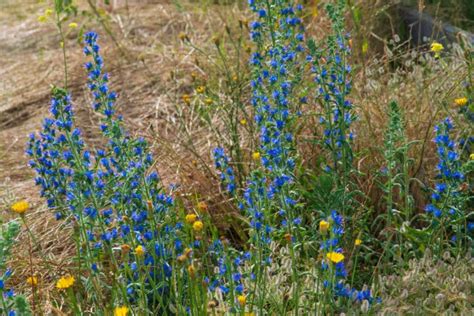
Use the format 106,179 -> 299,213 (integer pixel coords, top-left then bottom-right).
0,0 -> 472,314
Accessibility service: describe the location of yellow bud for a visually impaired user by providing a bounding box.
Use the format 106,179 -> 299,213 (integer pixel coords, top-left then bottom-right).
252,152 -> 260,161
319,220 -> 329,233
237,295 -> 246,306
135,245 -> 145,257
68,22 -> 78,29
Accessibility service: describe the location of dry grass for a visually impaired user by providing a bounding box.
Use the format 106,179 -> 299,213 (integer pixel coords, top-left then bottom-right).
0,0 -> 471,313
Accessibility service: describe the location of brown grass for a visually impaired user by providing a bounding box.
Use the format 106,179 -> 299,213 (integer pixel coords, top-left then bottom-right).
0,0 -> 471,313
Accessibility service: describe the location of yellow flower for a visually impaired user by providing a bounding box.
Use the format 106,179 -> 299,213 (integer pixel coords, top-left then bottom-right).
182,94 -> 191,105
237,295 -> 246,306
196,86 -> 205,94
114,306 -> 129,316
192,220 -> 204,232
240,119 -> 247,125
37,15 -> 47,23
204,98 -> 213,105
185,213 -> 197,224
68,22 -> 78,29
56,275 -> 75,289
319,220 -> 329,234
470,153 -> 474,160
326,252 -> 345,263
26,276 -> 38,286
135,245 -> 145,257
355,239 -> 362,246
430,41 -> 444,57
454,97 -> 468,107
252,152 -> 261,161
11,200 -> 29,214
44,9 -> 53,17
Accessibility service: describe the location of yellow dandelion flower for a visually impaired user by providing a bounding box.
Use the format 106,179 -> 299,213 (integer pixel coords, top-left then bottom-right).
430,41 -> 444,58
319,220 -> 329,234
355,239 -> 362,246
454,97 -> 468,107
135,245 -> 145,257
11,200 -> 29,214
240,119 -> 247,125
326,252 -> 344,263
237,295 -> 246,306
196,86 -> 205,94
192,220 -> 204,232
26,276 -> 38,286
68,22 -> 78,29
252,152 -> 261,161
185,213 -> 197,224
114,306 -> 129,316
56,275 -> 75,289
